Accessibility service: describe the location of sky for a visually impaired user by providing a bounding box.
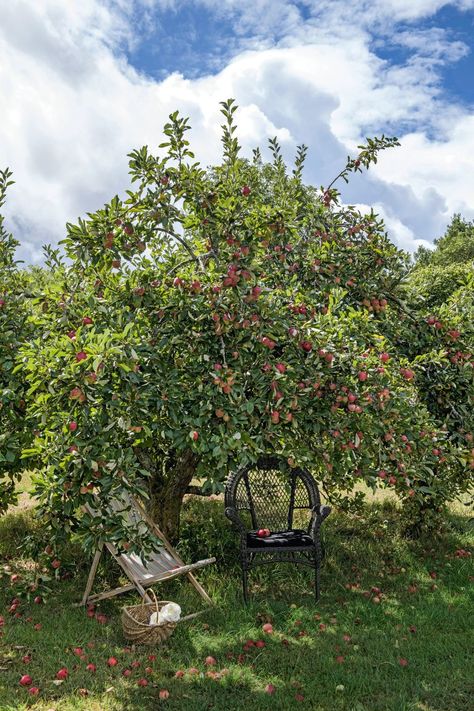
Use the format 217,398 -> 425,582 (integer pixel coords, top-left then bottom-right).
1,0 -> 474,264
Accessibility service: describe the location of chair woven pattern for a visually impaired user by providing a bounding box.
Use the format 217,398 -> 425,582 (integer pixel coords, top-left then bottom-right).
232,459 -> 318,531
224,455 -> 330,603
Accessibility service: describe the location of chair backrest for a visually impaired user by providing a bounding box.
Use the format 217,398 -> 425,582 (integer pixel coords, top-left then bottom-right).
107,492 -> 150,537
85,492 -> 182,574
85,491 -> 150,537
225,456 -> 321,531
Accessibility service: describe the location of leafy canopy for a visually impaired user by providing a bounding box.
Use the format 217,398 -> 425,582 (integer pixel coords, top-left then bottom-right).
2,101 -> 472,553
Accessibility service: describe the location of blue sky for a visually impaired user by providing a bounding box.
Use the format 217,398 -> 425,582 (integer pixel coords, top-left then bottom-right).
1,0 -> 474,263
128,2 -> 474,104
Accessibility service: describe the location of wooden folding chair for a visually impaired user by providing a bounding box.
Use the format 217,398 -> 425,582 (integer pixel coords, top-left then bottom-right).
79,493 -> 215,608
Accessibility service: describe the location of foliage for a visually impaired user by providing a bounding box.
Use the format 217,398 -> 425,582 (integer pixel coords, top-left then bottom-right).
11,100 -> 471,553
409,214 -> 474,308
407,262 -> 471,309
387,216 -> 474,528
414,214 -> 474,268
0,169 -> 32,512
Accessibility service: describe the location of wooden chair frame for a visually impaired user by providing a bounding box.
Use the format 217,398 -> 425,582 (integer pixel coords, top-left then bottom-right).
79,497 -> 215,608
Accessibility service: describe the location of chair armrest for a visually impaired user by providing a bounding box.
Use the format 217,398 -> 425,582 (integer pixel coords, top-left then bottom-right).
309,505 -> 331,539
224,506 -> 247,535
311,504 -> 332,521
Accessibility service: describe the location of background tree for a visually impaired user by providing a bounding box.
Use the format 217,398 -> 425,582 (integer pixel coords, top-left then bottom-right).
0,170 -> 32,512
375,216 -> 474,529
14,102 -> 472,553
409,215 -> 474,308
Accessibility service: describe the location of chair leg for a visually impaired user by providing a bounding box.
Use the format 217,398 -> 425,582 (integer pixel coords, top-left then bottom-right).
80,546 -> 103,606
242,565 -> 249,604
315,562 -> 321,603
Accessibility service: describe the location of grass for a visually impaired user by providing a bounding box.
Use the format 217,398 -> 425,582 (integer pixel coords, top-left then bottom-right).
0,489 -> 473,710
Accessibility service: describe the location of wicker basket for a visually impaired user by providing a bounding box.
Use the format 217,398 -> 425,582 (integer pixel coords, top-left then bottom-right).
122,590 -> 177,645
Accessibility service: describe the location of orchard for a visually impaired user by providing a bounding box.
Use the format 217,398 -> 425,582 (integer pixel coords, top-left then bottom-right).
1,101 -> 472,556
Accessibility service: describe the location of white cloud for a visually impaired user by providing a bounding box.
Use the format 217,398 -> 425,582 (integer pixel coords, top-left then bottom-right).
372,115 -> 474,222
1,0 -> 474,263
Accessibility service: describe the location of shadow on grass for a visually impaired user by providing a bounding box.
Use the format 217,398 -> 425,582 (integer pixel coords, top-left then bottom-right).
0,498 -> 472,710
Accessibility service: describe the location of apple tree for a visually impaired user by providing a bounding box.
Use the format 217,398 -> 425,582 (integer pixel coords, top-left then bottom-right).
20,102 -> 471,553
0,169 -> 32,512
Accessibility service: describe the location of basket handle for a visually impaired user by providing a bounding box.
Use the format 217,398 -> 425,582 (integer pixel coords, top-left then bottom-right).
142,588 -> 160,616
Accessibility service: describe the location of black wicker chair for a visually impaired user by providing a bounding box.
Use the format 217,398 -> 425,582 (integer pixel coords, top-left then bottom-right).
224,456 -> 331,603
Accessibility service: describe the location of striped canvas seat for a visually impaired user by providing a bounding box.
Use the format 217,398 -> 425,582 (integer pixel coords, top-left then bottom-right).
80,492 -> 215,608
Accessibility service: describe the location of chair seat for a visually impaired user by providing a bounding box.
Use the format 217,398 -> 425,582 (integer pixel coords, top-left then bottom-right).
247,529 -> 314,549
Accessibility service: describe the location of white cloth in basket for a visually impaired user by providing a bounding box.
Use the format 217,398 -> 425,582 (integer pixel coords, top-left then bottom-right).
149,602 -> 181,626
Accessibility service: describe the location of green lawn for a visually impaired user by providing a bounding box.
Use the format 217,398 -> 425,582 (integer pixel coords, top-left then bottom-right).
0,492 -> 472,711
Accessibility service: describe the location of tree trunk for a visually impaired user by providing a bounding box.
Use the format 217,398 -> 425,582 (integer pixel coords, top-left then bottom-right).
135,447 -> 199,543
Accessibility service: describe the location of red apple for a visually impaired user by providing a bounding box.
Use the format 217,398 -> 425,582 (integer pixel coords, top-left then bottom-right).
82,316 -> 93,326
107,657 -> 118,667
69,421 -> 78,432
28,686 -> 40,696
241,185 -> 251,196
300,341 -> 312,352
19,674 -> 32,686
262,623 -> 273,634
56,667 -> 68,680
137,678 -> 148,687
86,663 -> 96,672
76,351 -> 87,362
358,371 -> 367,381
205,656 -> 217,666
265,684 -> 276,694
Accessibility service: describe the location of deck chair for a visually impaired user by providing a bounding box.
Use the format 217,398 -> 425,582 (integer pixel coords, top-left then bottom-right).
80,493 -> 216,608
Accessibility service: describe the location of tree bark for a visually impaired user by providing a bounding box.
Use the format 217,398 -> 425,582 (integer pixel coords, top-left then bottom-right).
135,447 -> 199,543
